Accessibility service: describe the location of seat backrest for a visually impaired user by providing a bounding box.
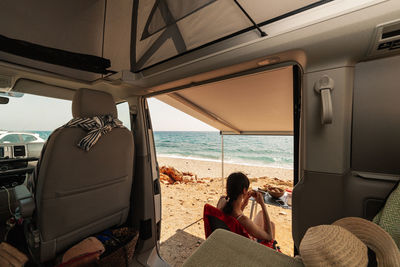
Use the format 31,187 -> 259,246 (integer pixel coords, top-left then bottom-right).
34,88 -> 134,262
203,204 -> 249,239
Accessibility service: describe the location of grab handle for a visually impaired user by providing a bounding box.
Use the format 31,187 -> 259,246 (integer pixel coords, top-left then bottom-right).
314,75 -> 334,124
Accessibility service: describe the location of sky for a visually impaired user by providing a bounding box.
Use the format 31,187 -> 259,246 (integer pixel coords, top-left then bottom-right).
0,94 -> 217,132
147,98 -> 217,131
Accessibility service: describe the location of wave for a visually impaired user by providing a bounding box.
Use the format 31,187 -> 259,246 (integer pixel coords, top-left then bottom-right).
154,132 -> 294,169
156,153 -> 293,169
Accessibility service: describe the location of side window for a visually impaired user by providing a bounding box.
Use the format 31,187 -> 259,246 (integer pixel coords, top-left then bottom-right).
21,134 -> 37,142
116,102 -> 131,129
0,134 -> 21,143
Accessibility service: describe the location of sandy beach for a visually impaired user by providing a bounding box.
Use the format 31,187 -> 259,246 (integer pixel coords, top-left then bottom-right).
157,157 -> 294,267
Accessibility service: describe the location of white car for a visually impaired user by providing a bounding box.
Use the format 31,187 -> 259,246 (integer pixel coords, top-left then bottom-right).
0,132 -> 45,158
0,132 -> 45,144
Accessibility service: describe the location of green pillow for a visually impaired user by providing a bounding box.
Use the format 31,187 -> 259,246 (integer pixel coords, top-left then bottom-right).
373,182 -> 400,249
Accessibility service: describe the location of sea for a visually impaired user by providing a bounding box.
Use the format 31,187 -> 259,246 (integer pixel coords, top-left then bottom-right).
29,131 -> 293,169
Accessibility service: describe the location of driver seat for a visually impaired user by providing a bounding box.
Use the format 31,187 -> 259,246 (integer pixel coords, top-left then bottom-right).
27,88 -> 134,262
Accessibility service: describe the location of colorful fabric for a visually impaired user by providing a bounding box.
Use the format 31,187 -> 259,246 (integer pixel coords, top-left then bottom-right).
203,204 -> 249,239
203,204 -> 281,252
63,115 -> 124,151
61,237 -> 105,264
373,182 -> 400,249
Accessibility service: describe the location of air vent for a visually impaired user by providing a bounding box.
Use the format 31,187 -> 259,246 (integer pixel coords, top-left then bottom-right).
368,19 -> 400,57
13,145 -> 26,157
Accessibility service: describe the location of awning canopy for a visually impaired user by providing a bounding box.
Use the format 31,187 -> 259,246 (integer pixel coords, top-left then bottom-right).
156,65 -> 294,134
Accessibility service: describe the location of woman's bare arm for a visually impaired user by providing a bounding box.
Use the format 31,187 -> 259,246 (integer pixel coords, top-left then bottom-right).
259,201 -> 273,239
238,192 -> 273,241
238,214 -> 273,241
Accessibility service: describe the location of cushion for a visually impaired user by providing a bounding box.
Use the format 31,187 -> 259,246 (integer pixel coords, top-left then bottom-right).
183,229 -> 303,267
373,182 -> 400,249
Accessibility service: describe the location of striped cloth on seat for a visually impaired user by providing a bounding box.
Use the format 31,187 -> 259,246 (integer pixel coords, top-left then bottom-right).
27,115 -> 125,197
63,115 -> 125,151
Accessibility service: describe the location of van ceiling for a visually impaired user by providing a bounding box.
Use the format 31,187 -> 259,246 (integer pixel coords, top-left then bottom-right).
132,0 -> 326,71
0,0 -> 132,82
156,66 -> 294,134
0,0 -> 399,100
0,0 -> 327,82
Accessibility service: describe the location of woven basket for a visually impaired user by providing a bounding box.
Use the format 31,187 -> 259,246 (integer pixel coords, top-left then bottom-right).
97,228 -> 139,267
268,187 -> 284,199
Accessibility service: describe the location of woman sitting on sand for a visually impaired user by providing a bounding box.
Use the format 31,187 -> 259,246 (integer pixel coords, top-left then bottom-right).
217,172 -> 278,249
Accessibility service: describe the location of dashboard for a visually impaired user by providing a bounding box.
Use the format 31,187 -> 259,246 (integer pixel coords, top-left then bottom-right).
0,144 -> 37,188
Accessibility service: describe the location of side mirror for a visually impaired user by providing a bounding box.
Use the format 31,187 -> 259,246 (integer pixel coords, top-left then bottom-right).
0,96 -> 9,104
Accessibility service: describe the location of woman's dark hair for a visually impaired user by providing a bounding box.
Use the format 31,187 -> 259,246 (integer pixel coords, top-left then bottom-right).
223,172 -> 250,215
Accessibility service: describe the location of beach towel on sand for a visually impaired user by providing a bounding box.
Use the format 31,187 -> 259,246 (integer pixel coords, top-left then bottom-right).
373,181 -> 400,249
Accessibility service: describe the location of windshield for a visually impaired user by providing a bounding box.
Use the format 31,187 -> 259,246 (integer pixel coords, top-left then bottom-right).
0,92 -> 131,158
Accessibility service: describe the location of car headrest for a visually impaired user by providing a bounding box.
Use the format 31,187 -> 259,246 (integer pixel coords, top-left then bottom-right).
72,88 -> 118,118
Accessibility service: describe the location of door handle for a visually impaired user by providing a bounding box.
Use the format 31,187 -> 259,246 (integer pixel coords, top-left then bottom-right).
314,75 -> 334,124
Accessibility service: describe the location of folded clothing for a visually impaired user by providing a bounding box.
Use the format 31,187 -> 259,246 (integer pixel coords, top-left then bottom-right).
58,228 -> 139,267
61,237 -> 105,265
0,242 -> 28,267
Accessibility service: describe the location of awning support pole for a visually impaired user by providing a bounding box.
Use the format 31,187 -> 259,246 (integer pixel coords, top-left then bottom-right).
221,133 -> 224,193
233,0 -> 267,37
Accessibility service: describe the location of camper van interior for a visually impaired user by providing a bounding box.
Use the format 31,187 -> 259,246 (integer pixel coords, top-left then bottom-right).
0,0 -> 399,266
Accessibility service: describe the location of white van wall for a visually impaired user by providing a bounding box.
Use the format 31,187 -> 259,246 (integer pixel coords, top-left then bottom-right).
293,56 -> 400,249
293,66 -> 355,248
304,67 -> 354,174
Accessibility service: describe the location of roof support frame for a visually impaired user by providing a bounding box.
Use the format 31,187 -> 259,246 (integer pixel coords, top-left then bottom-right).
233,0 -> 267,37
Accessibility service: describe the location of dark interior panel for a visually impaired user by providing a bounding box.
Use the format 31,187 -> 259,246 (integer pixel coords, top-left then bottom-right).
293,171 -> 398,249
352,55 -> 400,174
343,173 -> 397,219
292,171 -> 345,249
